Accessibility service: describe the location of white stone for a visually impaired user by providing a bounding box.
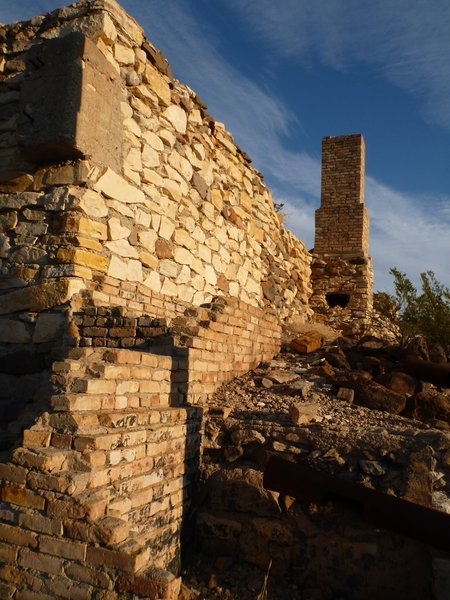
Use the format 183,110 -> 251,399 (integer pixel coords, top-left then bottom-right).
199,163 -> 214,186
124,147 -> 142,172
143,131 -> 164,152
162,179 -> 181,202
108,217 -> 131,240
123,117 -> 141,138
143,271 -> 162,293
173,247 -> 194,266
159,216 -> 175,240
142,169 -> 163,187
191,275 -> 205,291
79,190 -> 108,218
138,230 -> 157,252
107,200 -> 135,218
108,255 -> 128,280
159,259 -> 179,278
177,265 -> 191,284
106,239 -> 139,259
159,129 -> 176,147
178,285 -> 195,303
143,64 -> 171,106
204,264 -> 217,286
127,259 -> 143,282
94,168 -> 145,204
142,146 -> 160,168
114,43 -> 135,65
168,150 -> 193,182
136,210 -> 151,228
162,105 -> 187,134
160,278 -> 178,297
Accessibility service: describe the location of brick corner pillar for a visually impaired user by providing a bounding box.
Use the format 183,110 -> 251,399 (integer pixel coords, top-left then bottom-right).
311,133 -> 373,331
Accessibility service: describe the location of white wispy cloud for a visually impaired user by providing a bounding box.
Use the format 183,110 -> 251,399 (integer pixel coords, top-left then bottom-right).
224,0 -> 450,131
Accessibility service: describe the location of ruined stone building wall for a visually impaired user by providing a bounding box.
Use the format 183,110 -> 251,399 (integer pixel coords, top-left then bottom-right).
0,1 -> 307,596
310,135 -> 373,332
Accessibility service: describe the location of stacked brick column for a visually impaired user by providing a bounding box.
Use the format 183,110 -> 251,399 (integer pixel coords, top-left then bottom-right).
310,135 -> 373,331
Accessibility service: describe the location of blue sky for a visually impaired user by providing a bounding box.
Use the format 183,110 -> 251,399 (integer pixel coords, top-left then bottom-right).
2,0 -> 450,291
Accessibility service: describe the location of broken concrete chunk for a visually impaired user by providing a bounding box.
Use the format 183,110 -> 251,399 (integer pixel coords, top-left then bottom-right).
290,331 -> 324,354
289,402 -> 321,426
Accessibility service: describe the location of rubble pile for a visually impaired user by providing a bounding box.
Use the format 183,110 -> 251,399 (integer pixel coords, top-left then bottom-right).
186,333 -> 450,599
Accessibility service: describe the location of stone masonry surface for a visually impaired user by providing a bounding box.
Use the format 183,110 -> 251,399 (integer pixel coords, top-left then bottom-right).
0,1 -> 305,596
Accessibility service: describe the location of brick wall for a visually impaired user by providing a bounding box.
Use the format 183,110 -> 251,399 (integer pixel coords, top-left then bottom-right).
311,135 -> 373,330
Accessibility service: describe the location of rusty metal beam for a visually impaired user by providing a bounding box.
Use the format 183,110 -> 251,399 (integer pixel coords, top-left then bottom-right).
264,455 -> 450,550
402,355 -> 450,388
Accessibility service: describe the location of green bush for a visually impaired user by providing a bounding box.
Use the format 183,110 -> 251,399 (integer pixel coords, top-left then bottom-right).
374,268 -> 450,353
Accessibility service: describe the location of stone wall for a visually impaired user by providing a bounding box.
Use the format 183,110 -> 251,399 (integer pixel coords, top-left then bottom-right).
311,135 -> 373,332
0,1 -> 297,595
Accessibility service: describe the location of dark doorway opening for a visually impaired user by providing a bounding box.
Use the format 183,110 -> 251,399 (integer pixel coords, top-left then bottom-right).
326,293 -> 350,308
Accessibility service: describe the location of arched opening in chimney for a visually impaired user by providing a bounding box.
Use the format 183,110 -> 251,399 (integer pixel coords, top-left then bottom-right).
326,293 -> 350,308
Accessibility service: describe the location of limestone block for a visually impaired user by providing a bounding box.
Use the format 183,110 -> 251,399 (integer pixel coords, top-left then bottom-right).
78,190 -> 108,218
114,43 -> 135,65
178,265 -> 191,284
142,145 -> 160,168
204,265 -> 217,286
126,259 -> 142,281
139,251 -> 158,269
162,105 -> 187,134
94,168 -> 145,204
33,313 -> 65,343
168,150 -> 193,182
0,279 -> 84,315
211,189 -> 223,211
159,259 -> 179,278
173,247 -> 194,266
106,239 -> 139,258
124,147 -> 142,172
108,217 -> 131,240
108,255 -> 127,280
143,64 -> 171,106
142,168 -> 163,187
173,229 -> 195,250
159,216 -> 175,240
57,248 -> 108,272
160,278 -> 178,297
124,117 -> 142,138
162,179 -> 181,202
143,131 -> 164,152
108,199 -> 135,218
138,230 -> 157,253
0,319 -> 31,343
142,271 -> 161,293
159,129 -> 176,148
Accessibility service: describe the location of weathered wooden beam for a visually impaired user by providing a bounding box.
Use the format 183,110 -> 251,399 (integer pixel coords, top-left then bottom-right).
264,455 -> 450,550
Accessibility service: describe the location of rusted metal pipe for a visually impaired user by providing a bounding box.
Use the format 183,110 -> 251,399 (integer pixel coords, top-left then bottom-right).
402,355 -> 450,388
264,455 -> 450,550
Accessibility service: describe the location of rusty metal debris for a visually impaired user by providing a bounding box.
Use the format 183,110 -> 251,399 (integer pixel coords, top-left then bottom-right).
264,455 -> 450,551
402,356 -> 450,388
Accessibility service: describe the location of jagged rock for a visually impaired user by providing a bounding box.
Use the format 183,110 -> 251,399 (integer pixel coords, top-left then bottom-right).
375,372 -> 419,396
337,387 -> 354,403
355,380 -> 407,414
267,370 -> 299,385
289,402 -> 321,425
404,391 -> 450,423
230,429 -> 265,446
